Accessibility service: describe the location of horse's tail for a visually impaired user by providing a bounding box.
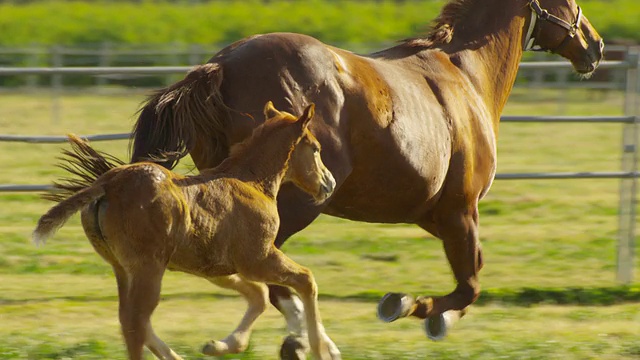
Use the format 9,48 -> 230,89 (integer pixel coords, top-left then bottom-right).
34,134 -> 122,245
33,184 -> 105,246
130,62 -> 230,170
43,134 -> 123,203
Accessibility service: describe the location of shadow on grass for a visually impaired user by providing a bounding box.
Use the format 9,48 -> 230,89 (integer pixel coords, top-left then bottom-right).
347,286 -> 640,306
0,292 -> 238,305
2,286 -> 639,307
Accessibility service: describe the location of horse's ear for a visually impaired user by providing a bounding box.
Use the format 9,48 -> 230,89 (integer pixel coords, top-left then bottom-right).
298,103 -> 315,130
263,101 -> 281,119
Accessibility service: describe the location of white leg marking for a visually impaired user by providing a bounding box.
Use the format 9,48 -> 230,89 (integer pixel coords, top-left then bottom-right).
278,295 -> 307,337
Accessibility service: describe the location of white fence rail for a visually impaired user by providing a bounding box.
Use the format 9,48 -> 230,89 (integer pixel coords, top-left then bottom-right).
0,54 -> 638,283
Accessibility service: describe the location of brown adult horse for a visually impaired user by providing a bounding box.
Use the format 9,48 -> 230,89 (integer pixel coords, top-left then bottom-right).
33,104 -> 340,360
130,0 -> 603,355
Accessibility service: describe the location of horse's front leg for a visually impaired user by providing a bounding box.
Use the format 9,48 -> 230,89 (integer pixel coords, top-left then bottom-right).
378,203 -> 483,340
202,274 -> 269,356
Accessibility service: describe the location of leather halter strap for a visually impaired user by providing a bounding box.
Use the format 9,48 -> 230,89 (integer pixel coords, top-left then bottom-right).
524,0 -> 583,52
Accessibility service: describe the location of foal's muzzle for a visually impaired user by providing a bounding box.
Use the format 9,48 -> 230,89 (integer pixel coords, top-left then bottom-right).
320,171 -> 336,200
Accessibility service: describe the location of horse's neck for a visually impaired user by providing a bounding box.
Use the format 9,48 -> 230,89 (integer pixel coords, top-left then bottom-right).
212,148 -> 290,199
441,0 -> 527,126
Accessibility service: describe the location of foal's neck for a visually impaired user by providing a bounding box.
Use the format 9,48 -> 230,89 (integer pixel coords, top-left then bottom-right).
209,141 -> 293,199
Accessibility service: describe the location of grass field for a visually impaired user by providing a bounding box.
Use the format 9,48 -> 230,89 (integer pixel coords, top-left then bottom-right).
1,1 -> 638,48
0,86 -> 639,359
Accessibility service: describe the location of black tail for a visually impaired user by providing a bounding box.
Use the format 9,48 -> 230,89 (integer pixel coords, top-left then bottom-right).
130,63 -> 230,170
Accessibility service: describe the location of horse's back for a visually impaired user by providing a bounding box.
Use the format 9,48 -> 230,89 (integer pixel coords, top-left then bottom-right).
211,32 -> 341,117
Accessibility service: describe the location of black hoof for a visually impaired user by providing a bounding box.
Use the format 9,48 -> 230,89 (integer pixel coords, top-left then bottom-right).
279,335 -> 308,360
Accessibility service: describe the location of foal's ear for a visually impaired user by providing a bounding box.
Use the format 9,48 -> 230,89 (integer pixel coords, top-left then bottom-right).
263,101 -> 282,119
298,103 -> 315,130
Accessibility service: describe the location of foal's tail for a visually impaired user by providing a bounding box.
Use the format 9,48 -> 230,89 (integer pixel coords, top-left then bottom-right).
130,62 -> 230,170
33,184 -> 105,246
34,134 -> 120,245
44,134 -> 123,203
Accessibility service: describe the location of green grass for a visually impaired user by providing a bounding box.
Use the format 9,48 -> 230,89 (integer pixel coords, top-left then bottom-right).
0,87 -> 639,358
0,0 -> 638,48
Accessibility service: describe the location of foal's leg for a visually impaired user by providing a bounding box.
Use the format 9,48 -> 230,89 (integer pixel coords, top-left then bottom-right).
202,274 -> 269,356
268,185 -> 333,358
240,249 -> 341,360
118,265 -> 182,360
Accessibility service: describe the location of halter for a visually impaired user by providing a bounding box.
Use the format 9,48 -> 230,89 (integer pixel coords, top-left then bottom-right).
524,0 -> 583,52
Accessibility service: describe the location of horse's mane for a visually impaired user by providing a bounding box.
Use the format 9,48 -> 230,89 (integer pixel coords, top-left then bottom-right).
403,0 -> 475,48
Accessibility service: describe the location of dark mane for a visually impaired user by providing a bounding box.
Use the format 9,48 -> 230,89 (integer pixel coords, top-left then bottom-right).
403,0 -> 475,48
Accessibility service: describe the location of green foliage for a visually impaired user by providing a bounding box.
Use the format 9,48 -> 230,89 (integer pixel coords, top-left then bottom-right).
0,1 -> 438,47
0,0 -> 637,48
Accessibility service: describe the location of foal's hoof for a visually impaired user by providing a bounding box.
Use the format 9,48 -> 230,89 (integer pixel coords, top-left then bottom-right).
279,335 -> 308,360
202,340 -> 230,356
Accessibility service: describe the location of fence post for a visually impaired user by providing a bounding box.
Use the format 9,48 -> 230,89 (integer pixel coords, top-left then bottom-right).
617,47 -> 639,284
188,44 -> 202,65
97,42 -> 111,87
50,46 -> 63,124
26,46 -> 39,90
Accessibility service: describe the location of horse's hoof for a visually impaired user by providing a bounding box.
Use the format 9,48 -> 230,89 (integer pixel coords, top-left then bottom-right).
202,340 -> 229,356
377,292 -> 415,322
424,309 -> 466,341
279,335 -> 308,360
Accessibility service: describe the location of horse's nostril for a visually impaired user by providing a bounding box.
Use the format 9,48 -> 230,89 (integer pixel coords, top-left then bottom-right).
322,173 -> 336,194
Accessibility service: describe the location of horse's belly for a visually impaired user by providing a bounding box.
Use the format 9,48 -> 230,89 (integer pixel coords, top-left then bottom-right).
325,118 -> 451,223
325,170 -> 447,223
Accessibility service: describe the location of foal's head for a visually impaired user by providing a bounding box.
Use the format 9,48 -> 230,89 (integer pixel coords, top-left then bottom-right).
524,0 -> 604,76
263,102 -> 336,203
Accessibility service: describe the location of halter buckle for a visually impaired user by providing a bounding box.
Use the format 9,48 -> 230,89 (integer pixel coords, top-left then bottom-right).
540,9 -> 550,20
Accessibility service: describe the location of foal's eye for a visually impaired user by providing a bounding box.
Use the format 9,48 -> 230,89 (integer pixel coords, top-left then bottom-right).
313,146 -> 320,153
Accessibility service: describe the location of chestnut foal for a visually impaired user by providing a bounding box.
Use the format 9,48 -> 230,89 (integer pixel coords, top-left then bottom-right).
33,102 -> 340,360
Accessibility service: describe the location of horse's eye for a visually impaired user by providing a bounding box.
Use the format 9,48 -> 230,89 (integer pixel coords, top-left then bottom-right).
313,146 -> 320,153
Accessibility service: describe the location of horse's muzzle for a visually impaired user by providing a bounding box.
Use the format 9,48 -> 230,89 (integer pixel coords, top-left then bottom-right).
319,171 -> 336,201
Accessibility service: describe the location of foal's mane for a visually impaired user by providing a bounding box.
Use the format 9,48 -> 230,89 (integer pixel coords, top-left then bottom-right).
404,0 -> 477,48
213,116 -> 298,173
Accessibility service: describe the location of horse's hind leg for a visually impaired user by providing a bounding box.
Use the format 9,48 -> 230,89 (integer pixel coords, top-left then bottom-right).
410,202 -> 483,321
239,249 -> 341,360
118,264 -> 182,360
202,274 -> 269,356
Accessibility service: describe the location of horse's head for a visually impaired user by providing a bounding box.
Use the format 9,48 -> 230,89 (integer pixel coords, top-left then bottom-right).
524,0 -> 604,76
263,102 -> 336,203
